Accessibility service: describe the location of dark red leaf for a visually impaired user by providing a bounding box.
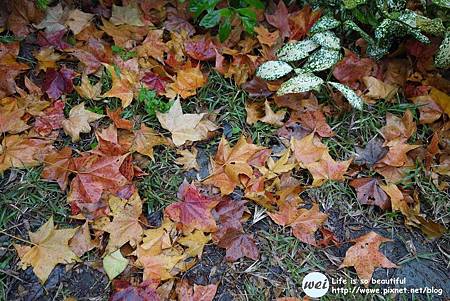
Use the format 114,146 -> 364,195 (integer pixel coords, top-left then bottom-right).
37,29 -> 70,50
288,5 -> 321,40
333,50 -> 376,89
185,37 -> 216,61
265,1 -> 291,39
242,77 -> 273,98
141,72 -> 168,94
42,68 -> 76,100
110,280 -> 160,301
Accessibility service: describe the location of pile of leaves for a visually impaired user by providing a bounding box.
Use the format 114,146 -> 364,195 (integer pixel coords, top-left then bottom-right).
0,0 -> 449,300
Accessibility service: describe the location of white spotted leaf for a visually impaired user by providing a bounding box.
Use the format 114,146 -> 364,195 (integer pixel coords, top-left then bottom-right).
329,82 -> 364,110
256,61 -> 293,81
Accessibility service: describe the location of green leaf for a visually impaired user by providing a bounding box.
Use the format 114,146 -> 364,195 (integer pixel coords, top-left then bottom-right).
103,250 -> 128,280
237,8 -> 257,34
219,18 -> 232,42
310,16 -> 340,34
431,0 -> 450,8
343,20 -> 374,44
302,48 -> 341,72
310,31 -> 341,50
256,61 -> 293,80
342,0 -> 367,9
199,10 -> 221,28
277,73 -> 324,95
276,40 -> 319,62
329,82 -> 364,110
435,31 -> 450,69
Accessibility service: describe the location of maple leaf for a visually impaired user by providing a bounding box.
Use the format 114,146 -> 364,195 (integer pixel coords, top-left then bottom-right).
165,182 -> 218,233
178,230 -> 211,258
0,134 -> 54,173
380,110 -> 416,143
110,280 -> 160,301
267,197 -> 302,226
102,64 -> 136,108
0,42 -> 29,98
41,146 -> 74,191
242,77 -> 273,98
42,67 -> 76,100
254,26 -> 280,47
100,19 -> 148,48
136,246 -> 184,281
265,1 -> 291,39
350,178 -> 390,210
333,50 -> 376,89
354,138 -> 388,167
156,98 -> 218,146
363,76 -> 398,101
203,136 -> 265,195
65,9 -> 94,35
288,5 -> 321,40
104,192 -> 144,252
93,125 -> 129,156
169,64 -> 207,99
175,148 -> 200,171
293,110 -> 335,138
68,154 -> 129,216
258,149 -> 296,180
131,124 -> 171,160
305,153 -> 352,186
339,231 -> 398,285
34,47 -> 63,72
37,29 -> 71,50
34,3 -> 66,33
103,249 -> 129,280
7,0 -> 44,36
69,221 -> 97,257
212,197 -> 248,242
110,4 -> 144,27
410,94 -> 443,124
217,228 -> 259,262
61,102 -> 104,142
185,36 -> 217,61
15,217 -> 78,283
430,87 -> 450,117
289,203 -> 328,245
74,73 -> 102,100
107,108 -> 134,130
378,140 -> 420,167
291,133 -> 328,166
34,99 -> 65,136
141,72 -> 168,94
137,30 -> 168,63
176,280 -> 218,301
0,98 -> 29,134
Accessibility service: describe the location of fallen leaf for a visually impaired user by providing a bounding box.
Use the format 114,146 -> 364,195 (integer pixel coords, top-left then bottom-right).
333,50 -> 376,89
178,230 -> 211,258
258,149 -> 296,180
354,138 -> 388,167
69,221 -> 96,257
74,73 -> 102,100
34,3 -> 66,33
288,5 -> 321,40
34,99 -> 65,136
137,30 -> 168,63
41,146 -> 73,190
305,153 -> 352,186
68,154 -> 129,215
110,280 -> 160,301
165,182 -> 218,233
216,228 -> 259,262
363,76 -> 398,101
291,133 -> 328,166
16,217 -> 78,283
169,64 -> 207,99
131,124 -> 170,160
378,140 -> 420,167
156,98 -> 217,146
175,148 -> 200,171
265,1 -> 290,39
103,249 -> 129,280
260,100 -> 286,127
104,192 -> 144,252
136,246 -> 184,281
0,98 -> 29,134
0,134 -> 54,173
42,67 -> 76,100
65,9 -> 94,35
62,102 -> 104,142
185,36 -> 217,61
110,4 -> 144,27
102,64 -> 135,108
339,231 -> 398,285
290,203 -> 328,245
176,280 -> 218,301
350,178 -> 390,210
380,110 -> 416,143
410,94 -> 443,124
203,136 -> 264,195
7,0 -> 44,36
254,26 -> 280,47
0,42 -> 29,98
34,47 -> 63,72
430,87 -> 450,117
107,108 -> 134,130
